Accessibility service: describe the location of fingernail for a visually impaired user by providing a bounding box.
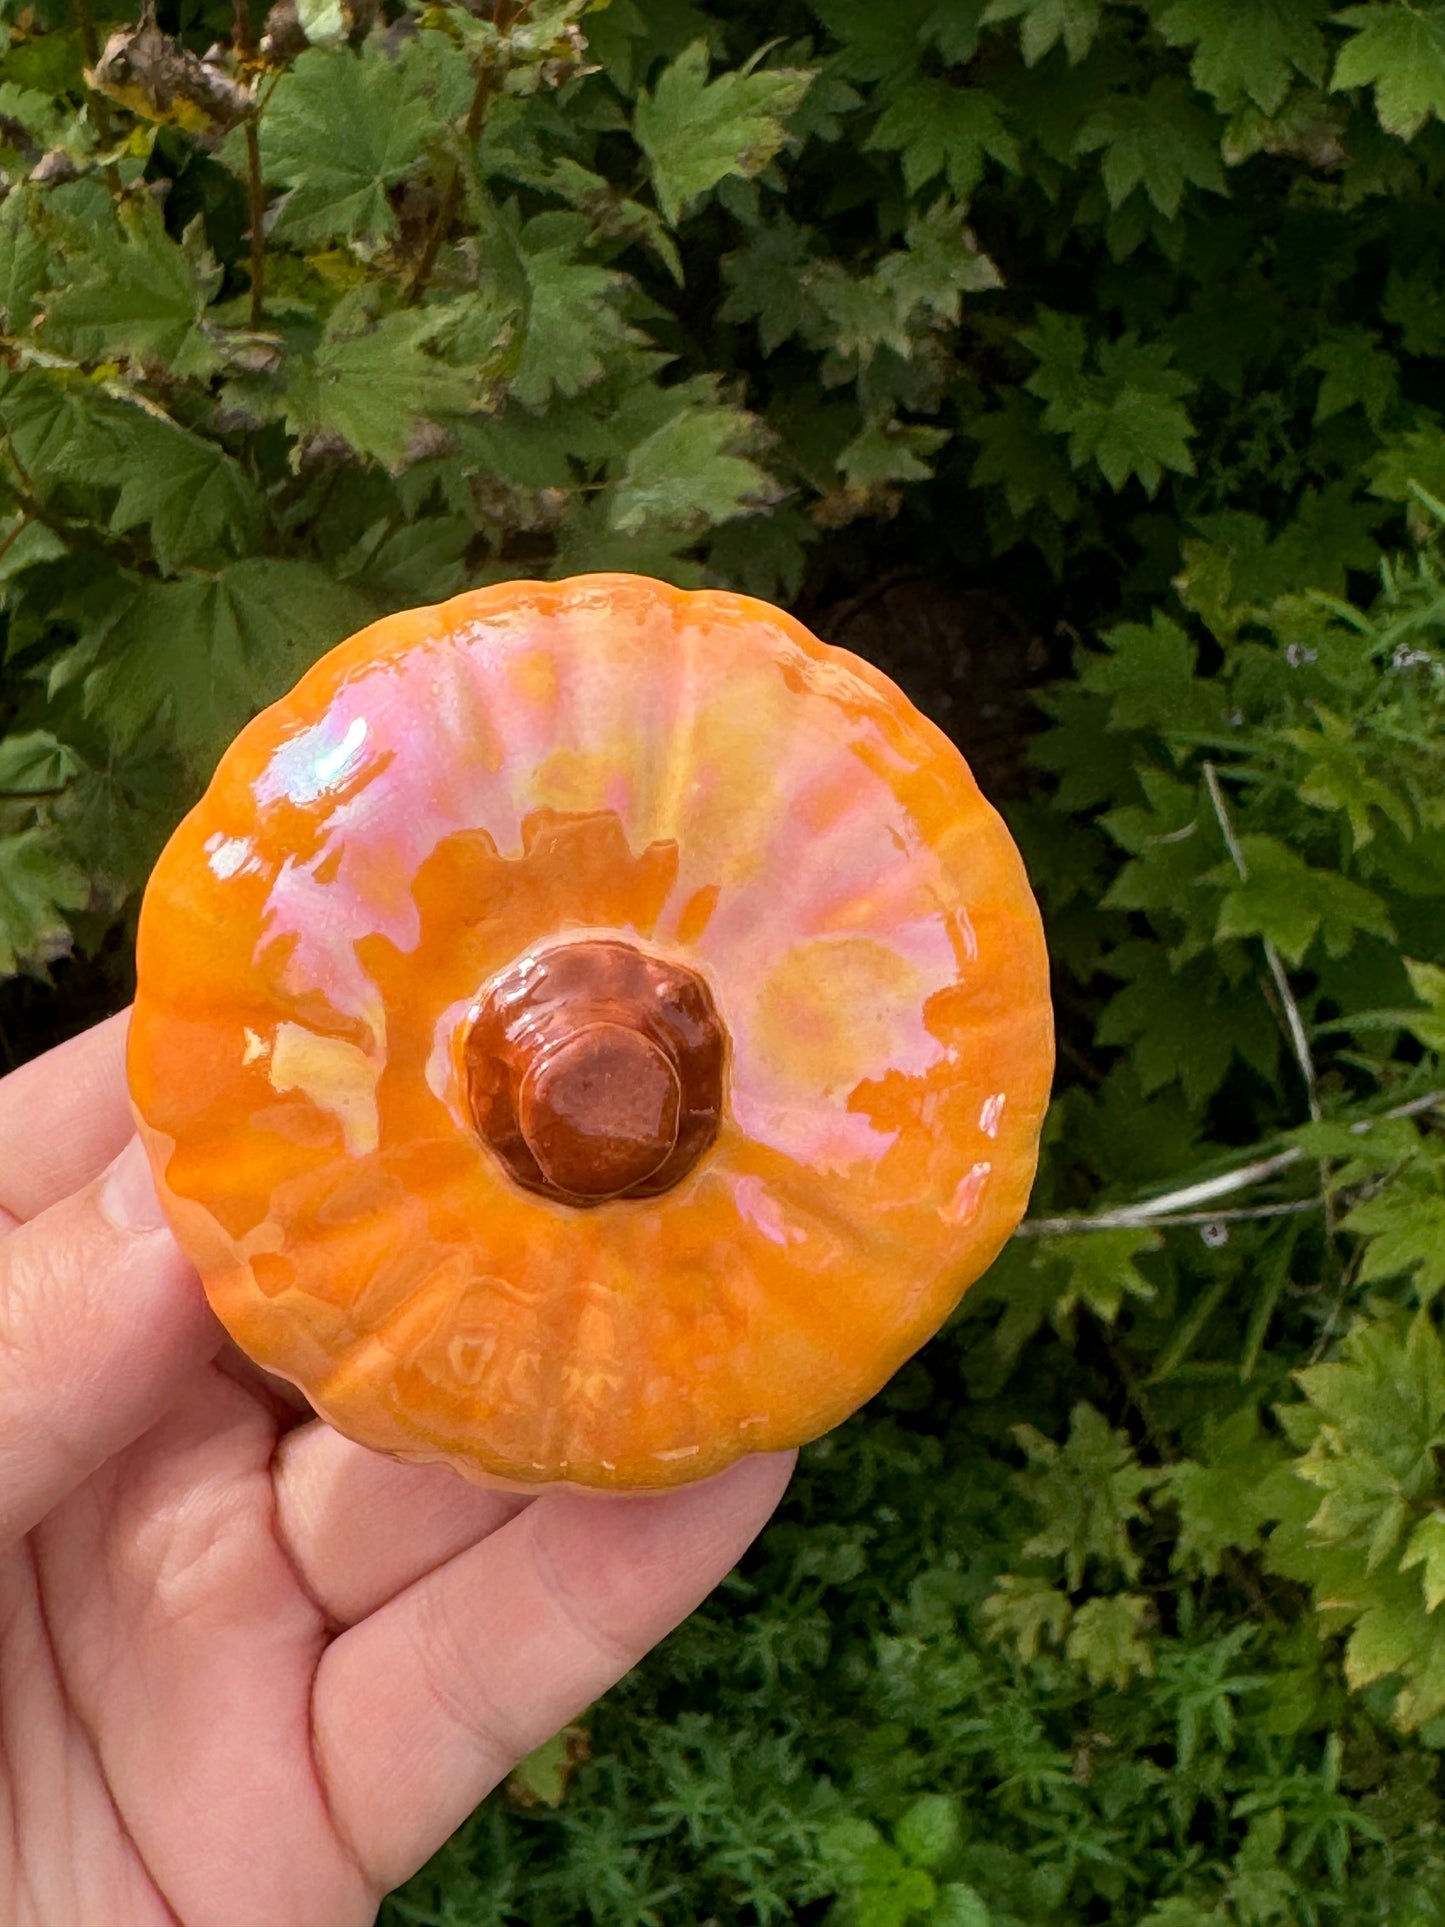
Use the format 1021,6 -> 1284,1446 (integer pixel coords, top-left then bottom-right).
100,1136 -> 169,1234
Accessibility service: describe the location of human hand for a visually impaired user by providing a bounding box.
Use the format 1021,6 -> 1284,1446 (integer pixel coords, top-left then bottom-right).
0,1011 -> 793,1927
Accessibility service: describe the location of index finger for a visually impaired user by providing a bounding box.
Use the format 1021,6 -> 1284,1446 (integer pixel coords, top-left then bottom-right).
0,1008 -> 134,1229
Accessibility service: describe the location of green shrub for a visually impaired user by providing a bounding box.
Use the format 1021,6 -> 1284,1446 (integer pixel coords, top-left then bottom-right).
3,1 -> 1444,1920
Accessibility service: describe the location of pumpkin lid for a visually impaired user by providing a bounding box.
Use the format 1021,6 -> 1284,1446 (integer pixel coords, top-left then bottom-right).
127,574 -> 1053,1490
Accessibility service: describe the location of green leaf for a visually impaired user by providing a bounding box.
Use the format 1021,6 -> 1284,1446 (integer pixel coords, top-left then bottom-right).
1039,1227 -> 1162,1326
1065,1592 -> 1154,1689
1401,1512 -> 1445,1613
866,79 -> 1019,199
720,214 -> 819,356
633,42 -> 814,226
259,43 -> 442,249
1333,4 -> 1445,139
934,1884 -> 992,1927
85,560 -> 374,769
977,1571 -> 1072,1660
894,1793 -> 962,1871
284,295 -> 477,469
1023,313 -> 1196,496
1013,1401 -> 1162,1588
107,423 -> 264,573
1348,1174 -> 1445,1308
1401,958 -> 1445,1052
1097,943 -> 1278,1106
1073,76 -> 1225,217
609,394 -> 775,535
1153,0 -> 1330,114
1080,613 -> 1224,735
0,731 -> 78,797
0,826 -> 87,975
982,0 -> 1103,66
0,183 -> 47,336
837,421 -> 949,489
1308,327 -> 1400,429
968,391 -> 1079,520
1163,1406 -> 1297,1576
42,201 -> 222,378
510,239 -> 637,409
1210,834 -> 1395,964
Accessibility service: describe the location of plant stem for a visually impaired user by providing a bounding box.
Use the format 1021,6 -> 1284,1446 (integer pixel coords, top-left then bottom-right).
1203,759 -> 1321,1122
405,62 -> 497,307
1016,1088 -> 1444,1238
73,0 -> 112,142
233,0 -> 266,329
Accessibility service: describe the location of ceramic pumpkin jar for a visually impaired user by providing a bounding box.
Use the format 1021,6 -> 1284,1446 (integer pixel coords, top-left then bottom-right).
128,574 -> 1053,1490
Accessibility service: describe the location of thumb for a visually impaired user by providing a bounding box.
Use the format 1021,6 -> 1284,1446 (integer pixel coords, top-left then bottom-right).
0,1135 -> 221,1549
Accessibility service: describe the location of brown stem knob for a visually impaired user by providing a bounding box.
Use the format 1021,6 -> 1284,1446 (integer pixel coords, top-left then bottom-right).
464,939 -> 726,1206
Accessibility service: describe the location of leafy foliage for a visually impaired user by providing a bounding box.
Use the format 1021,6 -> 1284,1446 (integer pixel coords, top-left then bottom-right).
4,0 -> 1445,1921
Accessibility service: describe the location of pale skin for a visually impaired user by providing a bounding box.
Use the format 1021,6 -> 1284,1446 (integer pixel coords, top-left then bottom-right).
0,1011 -> 794,1927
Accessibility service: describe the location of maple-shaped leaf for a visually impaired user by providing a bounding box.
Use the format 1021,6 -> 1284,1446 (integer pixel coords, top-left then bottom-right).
866,77 -> 1019,199
1074,76 -> 1225,217
1065,1592 -> 1154,1689
258,42 -> 441,249
1023,312 -> 1197,495
810,0 -> 944,83
837,421 -> 949,489
510,236 -> 637,409
719,214 -> 819,356
1163,1406 -> 1298,1576
1153,0 -> 1329,115
1209,834 -> 1394,964
41,201 -> 222,379
0,826 -> 88,975
1347,1170 -> 1445,1308
85,560 -> 374,769
610,400 -> 776,534
1080,612 -> 1223,735
1401,1513 -> 1445,1613
1283,706 -> 1415,848
977,1571 -> 1072,1660
632,42 -> 813,226
1333,3 -> 1445,140
107,421 -> 264,573
1382,262 -> 1445,356
284,295 -> 476,470
1294,1314 -> 1445,1568
1097,942 -> 1278,1106
1308,326 -> 1400,428
1041,1228 -> 1161,1327
1013,1401 -> 1162,1588
982,0 -> 1103,66
968,391 -> 1080,519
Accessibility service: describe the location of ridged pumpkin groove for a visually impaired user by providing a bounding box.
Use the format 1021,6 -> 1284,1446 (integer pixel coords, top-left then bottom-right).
127,574 -> 1054,1490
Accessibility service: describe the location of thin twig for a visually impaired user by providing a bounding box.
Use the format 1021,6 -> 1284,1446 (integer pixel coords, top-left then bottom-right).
231,0 -> 266,328
1015,1088 -> 1444,1238
1203,759 -> 1321,1122
0,512 -> 31,571
405,60 -> 497,306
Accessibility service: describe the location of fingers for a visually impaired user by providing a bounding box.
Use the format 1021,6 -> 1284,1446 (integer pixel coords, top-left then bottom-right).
0,1009 -> 133,1231
313,1450 -> 795,1895
272,1425 -> 530,1627
0,1134 -> 221,1547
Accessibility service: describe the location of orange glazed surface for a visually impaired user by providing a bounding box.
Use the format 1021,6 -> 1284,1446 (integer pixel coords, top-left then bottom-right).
128,575 -> 1054,1489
